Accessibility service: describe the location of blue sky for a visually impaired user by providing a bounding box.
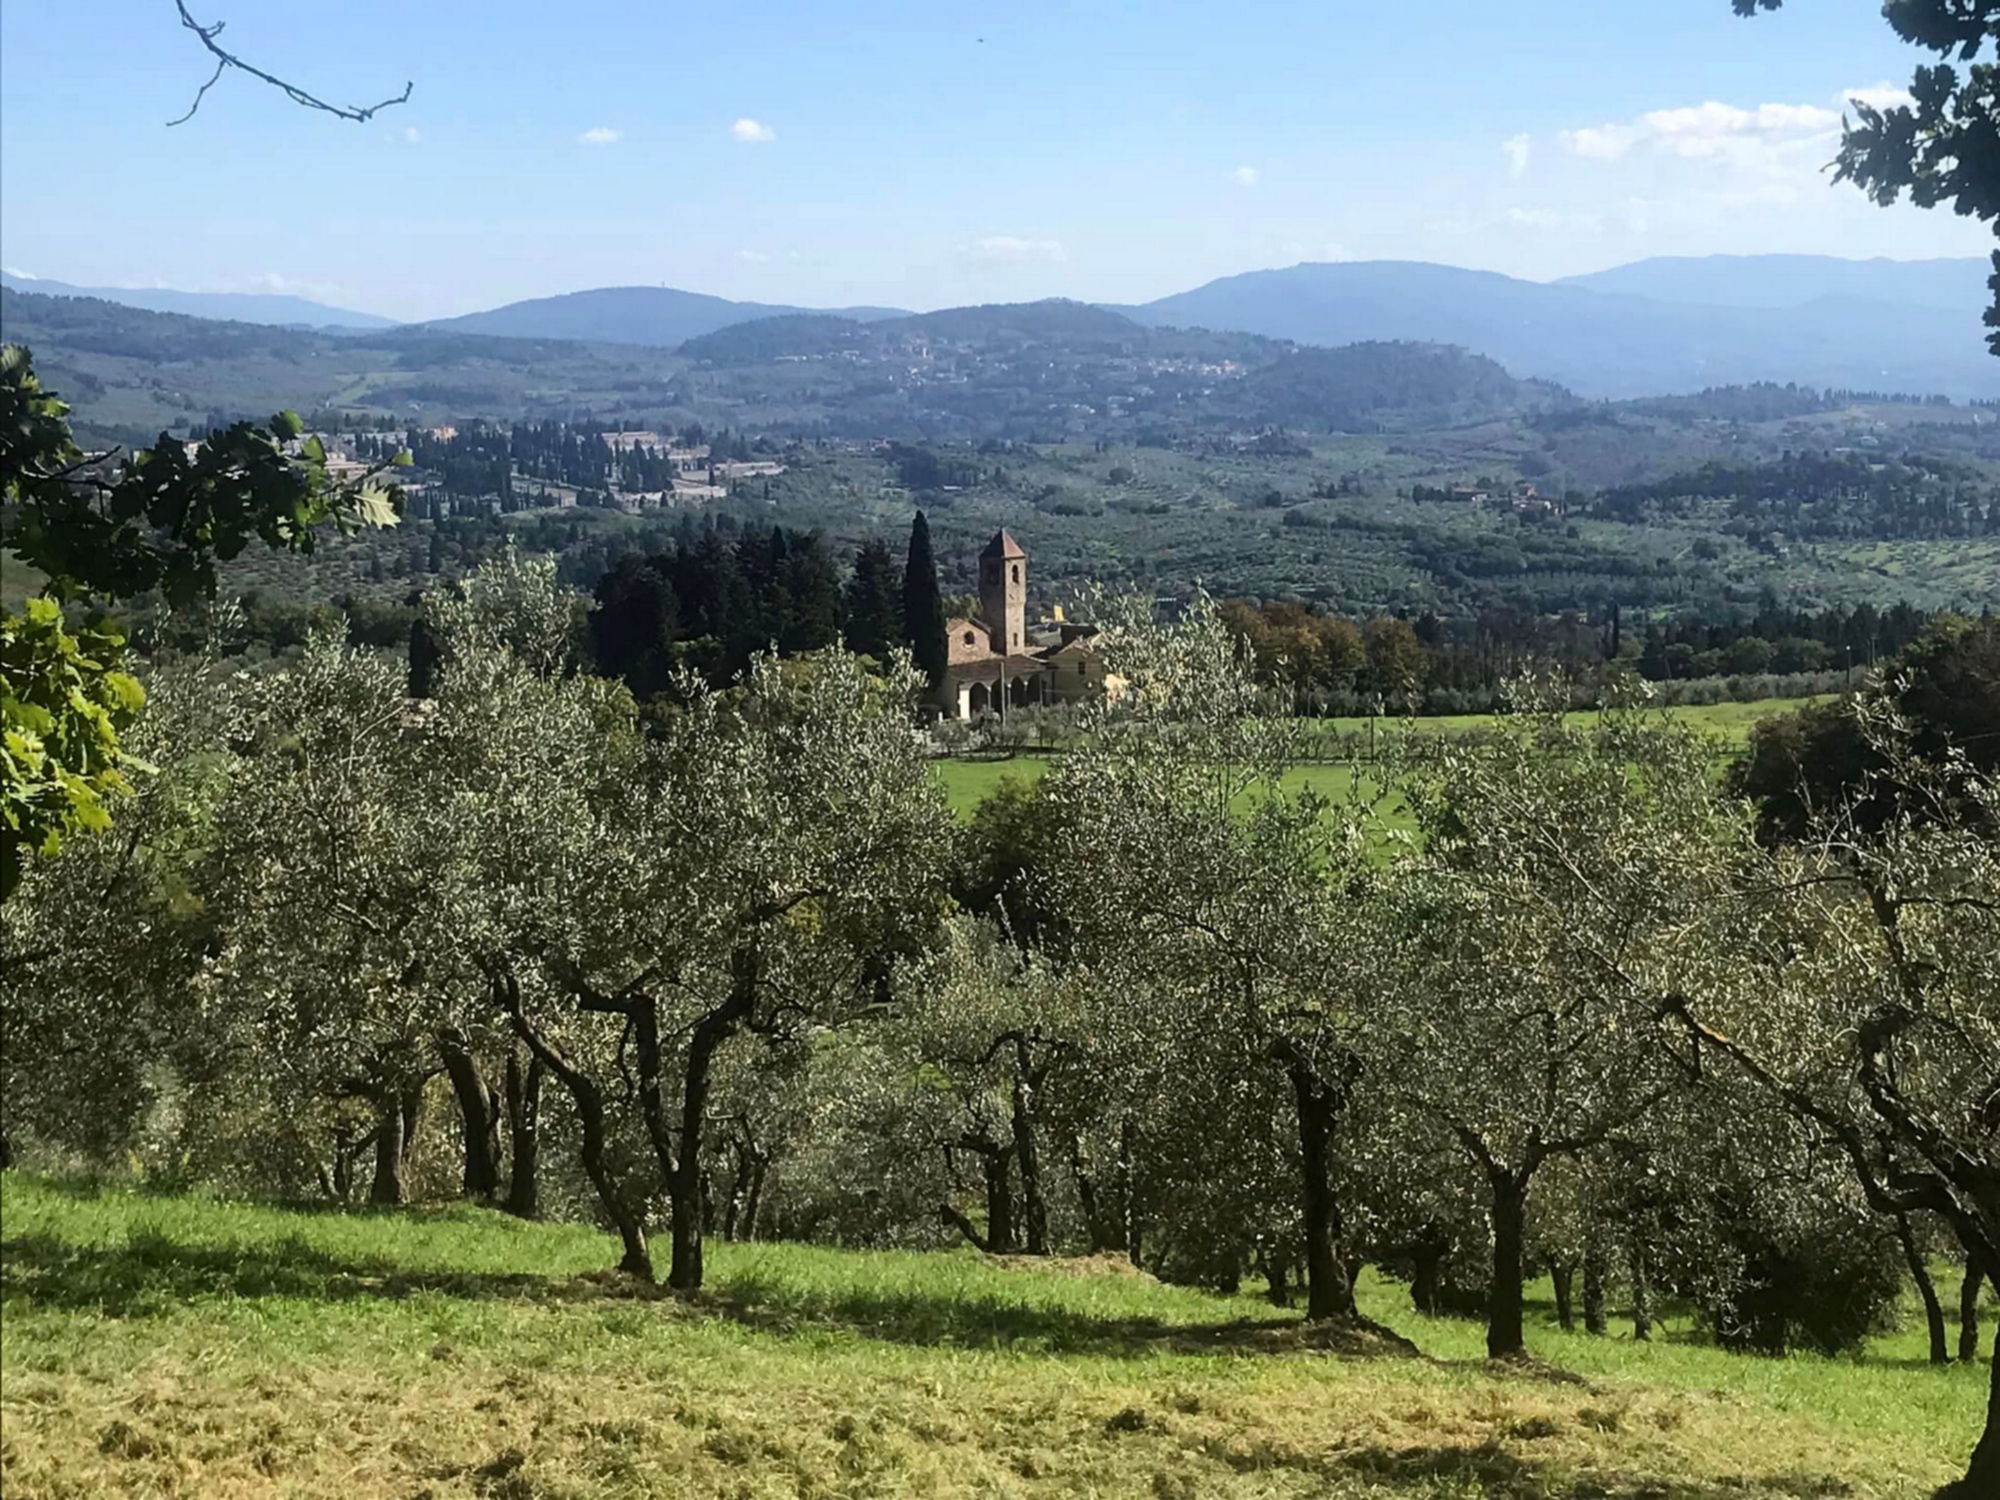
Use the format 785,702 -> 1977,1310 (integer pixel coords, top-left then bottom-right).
0,0 -> 1983,321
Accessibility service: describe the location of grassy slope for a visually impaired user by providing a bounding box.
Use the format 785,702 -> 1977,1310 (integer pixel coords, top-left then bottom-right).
933,698 -> 1811,817
0,1175 -> 1980,1498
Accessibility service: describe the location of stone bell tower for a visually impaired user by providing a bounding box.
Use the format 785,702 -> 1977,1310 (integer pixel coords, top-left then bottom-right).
978,530 -> 1027,655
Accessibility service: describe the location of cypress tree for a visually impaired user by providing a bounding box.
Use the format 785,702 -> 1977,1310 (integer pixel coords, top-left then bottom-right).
902,510 -> 948,687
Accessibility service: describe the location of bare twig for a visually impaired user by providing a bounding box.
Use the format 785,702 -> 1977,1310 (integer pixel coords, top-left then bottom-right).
169,1 -> 412,126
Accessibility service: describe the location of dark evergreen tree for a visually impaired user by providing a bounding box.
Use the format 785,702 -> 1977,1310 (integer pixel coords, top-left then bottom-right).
776,530 -> 841,656
590,553 -> 679,697
844,537 -> 904,660
902,510 -> 948,686
406,591 -> 441,699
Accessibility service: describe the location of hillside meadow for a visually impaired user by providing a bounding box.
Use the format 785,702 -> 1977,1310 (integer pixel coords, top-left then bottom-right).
932,697 -> 1815,816
0,1174 -> 1978,1500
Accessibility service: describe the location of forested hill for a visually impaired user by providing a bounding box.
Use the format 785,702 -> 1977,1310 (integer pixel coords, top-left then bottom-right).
0,286 -> 1566,445
422,285 -> 909,347
1129,259 -> 1997,401
1236,343 -> 1570,429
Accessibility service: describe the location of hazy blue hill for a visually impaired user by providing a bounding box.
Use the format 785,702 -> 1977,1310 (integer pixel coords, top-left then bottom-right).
1554,254 -> 1987,313
881,299 -> 1144,345
678,314 -> 871,364
2,285 -> 331,362
1234,341 -> 1570,430
0,271 -> 396,329
1132,260 -> 1998,400
425,286 -> 907,346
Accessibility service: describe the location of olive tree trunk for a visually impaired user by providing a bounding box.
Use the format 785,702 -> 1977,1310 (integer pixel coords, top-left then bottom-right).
439,1031 -> 502,1202
1010,1041 -> 1049,1256
1287,1059 -> 1356,1322
1487,1170 -> 1530,1359
503,1050 -> 543,1220
1895,1213 -> 1950,1366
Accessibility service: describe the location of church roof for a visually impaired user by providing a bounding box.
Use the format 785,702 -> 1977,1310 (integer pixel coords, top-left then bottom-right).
979,529 -> 1027,561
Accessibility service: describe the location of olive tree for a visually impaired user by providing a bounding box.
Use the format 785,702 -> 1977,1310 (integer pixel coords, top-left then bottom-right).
1042,594 -> 1381,1320
1376,692 -> 1731,1358
493,647 -> 953,1289
195,635 -> 459,1202
1675,717 -> 2000,1498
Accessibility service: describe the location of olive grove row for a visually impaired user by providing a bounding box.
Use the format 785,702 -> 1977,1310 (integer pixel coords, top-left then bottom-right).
5,553 -> 1996,1494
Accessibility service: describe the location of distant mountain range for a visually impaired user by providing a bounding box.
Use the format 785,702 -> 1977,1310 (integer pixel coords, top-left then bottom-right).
4,255 -> 1991,398
424,286 -> 909,346
1125,258 -> 1994,400
0,270 -> 397,329
1553,254 -> 1987,312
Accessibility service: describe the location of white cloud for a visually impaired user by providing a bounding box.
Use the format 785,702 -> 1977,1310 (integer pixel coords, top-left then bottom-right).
2,266 -> 37,280
1559,122 -> 1642,161
578,127 -> 622,146
964,236 -> 1067,265
1560,98 -> 1841,168
1232,165 -> 1259,188
1502,133 -> 1531,179
403,126 -> 422,145
731,118 -> 777,143
736,249 -> 773,264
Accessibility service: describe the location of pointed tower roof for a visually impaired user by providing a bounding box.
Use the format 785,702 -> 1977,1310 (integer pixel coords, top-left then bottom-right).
980,530 -> 1027,561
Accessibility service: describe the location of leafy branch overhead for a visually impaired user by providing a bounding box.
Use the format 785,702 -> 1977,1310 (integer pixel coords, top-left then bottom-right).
0,344 -> 405,894
168,1 -> 412,126
1738,0 -> 2000,351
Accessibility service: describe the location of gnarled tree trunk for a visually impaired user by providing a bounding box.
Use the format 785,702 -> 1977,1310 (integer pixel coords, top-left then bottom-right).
943,1133 -> 1015,1252
502,974 -> 652,1280
1941,1320 -> 2000,1499
1895,1213 -> 1950,1366
1551,1260 -> 1576,1333
1629,1240 -> 1652,1343
1582,1242 -> 1608,1336
665,948 -> 758,1294
439,1030 -> 501,1202
1010,1039 -> 1049,1256
1961,1257 -> 1984,1366
503,1050 -> 543,1220
1487,1170 -> 1530,1359
1410,1240 -> 1445,1316
1287,1057 -> 1356,1322
369,1090 -> 408,1205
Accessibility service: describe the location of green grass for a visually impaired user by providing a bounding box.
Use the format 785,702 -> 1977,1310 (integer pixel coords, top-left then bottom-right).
934,698 -> 1814,818
1,1173 -> 1981,1498
934,758 -> 1406,832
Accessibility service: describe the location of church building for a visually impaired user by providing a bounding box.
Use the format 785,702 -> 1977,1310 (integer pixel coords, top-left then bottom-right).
936,531 -> 1106,719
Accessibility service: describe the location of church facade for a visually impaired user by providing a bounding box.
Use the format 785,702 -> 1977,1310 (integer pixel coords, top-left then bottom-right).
935,531 -> 1106,719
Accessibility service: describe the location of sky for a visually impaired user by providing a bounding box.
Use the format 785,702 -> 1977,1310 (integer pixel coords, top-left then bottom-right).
0,0 -> 1986,322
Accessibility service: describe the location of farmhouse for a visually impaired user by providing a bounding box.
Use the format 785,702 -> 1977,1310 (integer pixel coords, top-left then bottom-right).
936,531 -> 1109,719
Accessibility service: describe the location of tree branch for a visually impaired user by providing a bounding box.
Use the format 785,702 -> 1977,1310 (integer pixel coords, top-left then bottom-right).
169,2 -> 412,125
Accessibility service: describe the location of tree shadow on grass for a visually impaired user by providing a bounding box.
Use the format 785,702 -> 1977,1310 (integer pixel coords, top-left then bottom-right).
702,1269 -> 1419,1357
1,1229 -> 1424,1360
0,1231 -> 569,1317
0,1233 -> 1891,1498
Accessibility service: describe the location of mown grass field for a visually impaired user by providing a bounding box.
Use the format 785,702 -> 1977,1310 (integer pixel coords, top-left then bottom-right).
0,1173 -> 1981,1498
933,698 -> 1813,818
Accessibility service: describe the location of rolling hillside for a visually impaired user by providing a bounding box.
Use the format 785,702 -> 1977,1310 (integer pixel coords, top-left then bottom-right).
0,270 -> 396,330
1128,259 -> 1996,401
424,286 -> 908,347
